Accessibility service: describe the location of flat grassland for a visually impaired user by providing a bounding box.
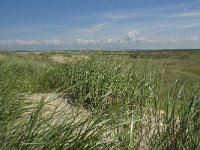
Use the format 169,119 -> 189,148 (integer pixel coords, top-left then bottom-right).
1,50 -> 200,149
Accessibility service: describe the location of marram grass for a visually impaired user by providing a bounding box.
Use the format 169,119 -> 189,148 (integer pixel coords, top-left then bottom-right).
0,51 -> 200,150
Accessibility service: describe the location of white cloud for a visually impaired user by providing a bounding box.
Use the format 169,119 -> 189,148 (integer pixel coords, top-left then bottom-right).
126,31 -> 139,40
75,38 -> 96,45
179,24 -> 200,29
107,38 -> 119,43
126,31 -> 144,42
191,36 -> 198,42
0,40 -> 38,46
178,11 -> 200,17
41,40 -> 66,45
0,40 -> 66,46
166,10 -> 200,18
103,10 -> 152,20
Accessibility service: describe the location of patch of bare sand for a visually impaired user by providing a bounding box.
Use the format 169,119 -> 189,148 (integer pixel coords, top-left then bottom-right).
25,92 -> 120,147
26,93 -> 89,124
136,109 -> 166,149
26,93 -> 178,149
50,55 -> 89,63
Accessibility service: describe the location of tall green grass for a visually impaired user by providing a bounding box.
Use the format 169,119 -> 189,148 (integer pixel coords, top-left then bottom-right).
0,52 -> 200,149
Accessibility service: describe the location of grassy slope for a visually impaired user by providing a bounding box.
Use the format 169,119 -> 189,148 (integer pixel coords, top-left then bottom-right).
0,50 -> 200,149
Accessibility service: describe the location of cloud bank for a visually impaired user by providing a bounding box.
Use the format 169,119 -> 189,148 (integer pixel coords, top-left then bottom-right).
0,40 -> 66,46
1,29 -> 199,50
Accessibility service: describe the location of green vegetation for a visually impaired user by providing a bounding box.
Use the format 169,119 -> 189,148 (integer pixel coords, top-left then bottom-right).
0,50 -> 200,149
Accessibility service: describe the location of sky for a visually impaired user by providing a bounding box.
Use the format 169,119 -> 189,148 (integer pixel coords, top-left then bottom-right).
0,0 -> 200,50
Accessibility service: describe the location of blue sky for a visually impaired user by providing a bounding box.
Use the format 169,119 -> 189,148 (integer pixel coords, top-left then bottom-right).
0,0 -> 200,50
